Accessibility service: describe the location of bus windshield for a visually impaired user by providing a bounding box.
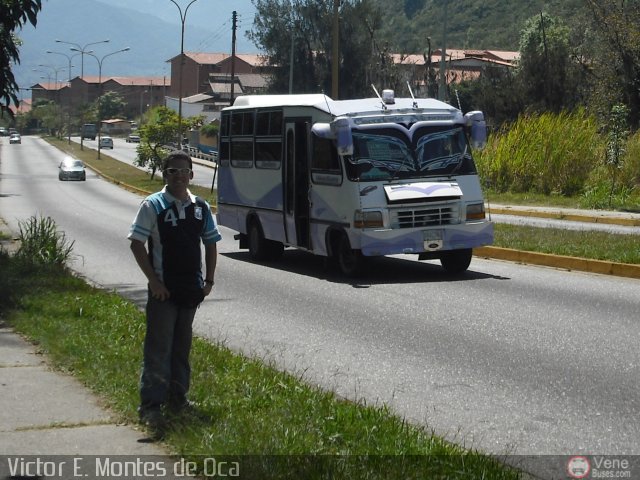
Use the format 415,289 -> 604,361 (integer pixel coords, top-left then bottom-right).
344,125 -> 476,181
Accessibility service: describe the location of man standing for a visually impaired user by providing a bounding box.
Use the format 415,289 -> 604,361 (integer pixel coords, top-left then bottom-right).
128,151 -> 221,438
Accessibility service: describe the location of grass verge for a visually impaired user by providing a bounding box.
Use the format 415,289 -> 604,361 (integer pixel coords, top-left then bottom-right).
493,224 -> 640,264
0,247 -> 520,479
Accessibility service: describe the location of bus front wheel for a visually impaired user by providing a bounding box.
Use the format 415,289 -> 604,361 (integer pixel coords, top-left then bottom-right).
440,249 -> 472,274
336,235 -> 364,277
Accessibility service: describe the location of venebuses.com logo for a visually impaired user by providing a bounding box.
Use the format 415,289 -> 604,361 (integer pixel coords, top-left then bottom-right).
567,456 -> 591,479
567,455 -> 633,479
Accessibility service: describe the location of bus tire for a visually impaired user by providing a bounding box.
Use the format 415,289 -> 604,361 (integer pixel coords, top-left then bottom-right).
440,249 -> 472,274
336,234 -> 364,277
248,220 -> 269,261
248,220 -> 283,261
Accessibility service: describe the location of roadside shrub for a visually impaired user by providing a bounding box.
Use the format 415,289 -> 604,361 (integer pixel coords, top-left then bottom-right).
15,216 -> 74,267
476,109 -> 602,196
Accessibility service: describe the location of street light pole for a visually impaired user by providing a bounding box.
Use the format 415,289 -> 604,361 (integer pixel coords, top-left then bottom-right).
169,0 -> 200,149
78,47 -> 130,159
47,50 -> 81,144
55,39 -> 109,80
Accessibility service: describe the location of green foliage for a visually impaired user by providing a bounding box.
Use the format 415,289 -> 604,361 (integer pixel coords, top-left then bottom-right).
200,122 -> 219,138
30,99 -> 63,135
605,104 -> 629,205
582,0 -> 640,129
494,224 -> 640,264
14,215 -> 74,267
135,106 -> 181,178
249,0 -> 384,97
134,107 -> 205,179
372,0 -> 583,52
95,91 -> 127,120
0,0 -> 43,118
476,110 -> 601,196
517,13 -> 577,113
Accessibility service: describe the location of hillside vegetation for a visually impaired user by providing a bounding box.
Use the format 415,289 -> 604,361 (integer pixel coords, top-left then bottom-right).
373,0 -> 584,51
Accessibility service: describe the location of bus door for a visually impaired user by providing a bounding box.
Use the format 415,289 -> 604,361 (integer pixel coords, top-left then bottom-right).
284,119 -> 311,249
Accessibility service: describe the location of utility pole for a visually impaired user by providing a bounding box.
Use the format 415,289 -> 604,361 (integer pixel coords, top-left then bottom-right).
331,0 -> 339,99
438,1 -> 448,101
230,10 -> 237,106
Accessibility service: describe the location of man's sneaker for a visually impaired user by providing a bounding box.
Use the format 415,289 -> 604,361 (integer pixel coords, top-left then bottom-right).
166,400 -> 211,422
139,409 -> 166,440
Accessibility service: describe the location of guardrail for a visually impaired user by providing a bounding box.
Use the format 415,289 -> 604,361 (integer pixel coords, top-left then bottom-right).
184,146 -> 217,163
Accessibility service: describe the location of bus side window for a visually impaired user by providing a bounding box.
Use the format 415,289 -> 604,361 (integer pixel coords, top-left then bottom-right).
311,135 -> 342,186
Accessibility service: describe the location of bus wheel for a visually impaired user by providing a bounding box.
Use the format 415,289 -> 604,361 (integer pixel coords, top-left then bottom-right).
248,220 -> 269,261
336,234 -> 364,277
248,220 -> 283,261
440,249 -> 472,274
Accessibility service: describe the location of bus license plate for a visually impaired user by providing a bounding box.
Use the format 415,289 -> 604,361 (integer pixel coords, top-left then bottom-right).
423,230 -> 443,251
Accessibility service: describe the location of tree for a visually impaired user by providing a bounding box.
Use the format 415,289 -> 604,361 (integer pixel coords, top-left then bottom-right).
0,0 -> 43,118
249,0 -> 384,98
30,99 -> 62,136
95,91 -> 127,121
134,107 -> 203,179
582,0 -> 640,130
517,12 -> 579,113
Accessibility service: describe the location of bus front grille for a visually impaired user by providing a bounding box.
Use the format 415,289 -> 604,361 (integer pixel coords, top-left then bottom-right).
392,205 -> 459,228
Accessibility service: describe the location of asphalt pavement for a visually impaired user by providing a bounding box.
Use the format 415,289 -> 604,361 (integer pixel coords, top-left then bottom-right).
0,205 -> 639,478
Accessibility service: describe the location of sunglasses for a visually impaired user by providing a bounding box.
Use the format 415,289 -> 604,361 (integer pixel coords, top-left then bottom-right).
165,167 -> 192,175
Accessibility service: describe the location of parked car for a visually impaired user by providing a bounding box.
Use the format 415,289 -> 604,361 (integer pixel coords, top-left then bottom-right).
99,136 -> 113,149
0,127 -> 7,136
9,133 -> 21,144
126,134 -> 140,143
58,157 -> 86,181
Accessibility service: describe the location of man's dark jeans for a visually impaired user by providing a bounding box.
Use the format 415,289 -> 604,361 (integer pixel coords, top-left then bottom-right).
139,295 -> 197,416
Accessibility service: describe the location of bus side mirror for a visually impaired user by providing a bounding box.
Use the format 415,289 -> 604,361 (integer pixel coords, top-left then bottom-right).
332,117 -> 353,156
465,111 -> 487,150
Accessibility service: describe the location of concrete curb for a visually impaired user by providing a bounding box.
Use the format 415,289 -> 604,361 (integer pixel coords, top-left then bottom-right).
488,205 -> 640,227
475,246 -> 640,280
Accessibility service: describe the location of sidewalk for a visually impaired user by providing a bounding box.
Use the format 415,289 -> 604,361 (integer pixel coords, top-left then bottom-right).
488,203 -> 640,227
0,321 -> 189,479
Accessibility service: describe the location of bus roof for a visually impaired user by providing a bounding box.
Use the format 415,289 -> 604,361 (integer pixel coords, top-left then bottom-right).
227,94 -> 460,118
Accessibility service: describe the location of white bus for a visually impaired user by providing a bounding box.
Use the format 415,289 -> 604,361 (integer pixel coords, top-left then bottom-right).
217,89 -> 493,276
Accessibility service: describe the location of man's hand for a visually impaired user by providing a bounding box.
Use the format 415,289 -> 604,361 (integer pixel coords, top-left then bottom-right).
148,277 -> 170,301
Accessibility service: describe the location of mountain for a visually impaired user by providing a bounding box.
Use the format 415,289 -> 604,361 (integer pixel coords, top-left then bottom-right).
14,0 -> 583,99
13,0 -> 258,92
372,0 -> 584,52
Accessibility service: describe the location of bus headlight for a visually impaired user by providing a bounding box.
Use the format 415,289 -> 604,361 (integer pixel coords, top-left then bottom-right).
466,203 -> 486,221
354,210 -> 383,228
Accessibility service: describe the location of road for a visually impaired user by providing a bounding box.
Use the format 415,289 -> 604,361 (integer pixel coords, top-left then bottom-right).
71,135 -> 218,190
2,136 -> 639,479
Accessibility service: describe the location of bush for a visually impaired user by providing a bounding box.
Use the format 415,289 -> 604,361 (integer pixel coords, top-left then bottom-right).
15,216 -> 74,267
476,109 -> 601,196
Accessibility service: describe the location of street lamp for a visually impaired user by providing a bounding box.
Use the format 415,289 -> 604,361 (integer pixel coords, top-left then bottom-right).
55,39 -> 109,79
74,47 -> 130,158
32,69 -> 51,87
169,0 -> 200,149
38,64 -> 67,89
47,50 -> 81,144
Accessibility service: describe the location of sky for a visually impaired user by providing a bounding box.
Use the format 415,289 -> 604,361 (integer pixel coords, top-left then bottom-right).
13,0 -> 260,95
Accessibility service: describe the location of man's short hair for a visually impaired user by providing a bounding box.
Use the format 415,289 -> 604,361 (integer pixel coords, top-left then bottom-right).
162,150 -> 193,171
